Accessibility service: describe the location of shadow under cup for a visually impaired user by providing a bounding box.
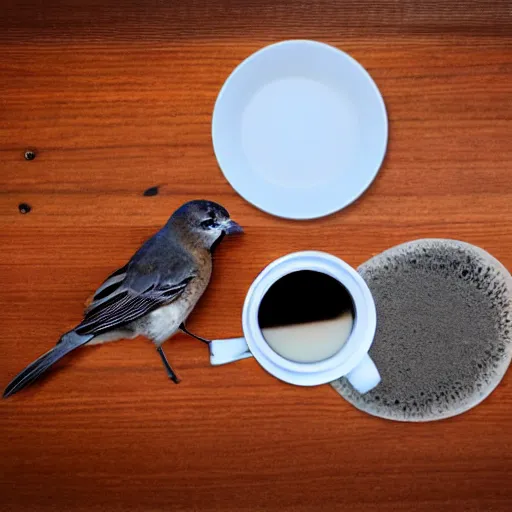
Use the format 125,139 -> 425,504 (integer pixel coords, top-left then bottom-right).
258,270 -> 356,364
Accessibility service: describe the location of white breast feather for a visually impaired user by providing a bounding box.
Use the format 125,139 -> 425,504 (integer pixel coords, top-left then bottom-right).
146,300 -> 193,345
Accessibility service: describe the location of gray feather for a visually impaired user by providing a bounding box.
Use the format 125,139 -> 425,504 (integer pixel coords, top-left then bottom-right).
77,229 -> 197,336
3,331 -> 93,398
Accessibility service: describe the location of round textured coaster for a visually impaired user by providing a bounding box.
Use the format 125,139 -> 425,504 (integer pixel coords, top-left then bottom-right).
331,239 -> 512,421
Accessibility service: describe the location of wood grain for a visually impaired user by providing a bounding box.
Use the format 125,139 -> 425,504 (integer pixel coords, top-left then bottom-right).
1,1 -> 511,511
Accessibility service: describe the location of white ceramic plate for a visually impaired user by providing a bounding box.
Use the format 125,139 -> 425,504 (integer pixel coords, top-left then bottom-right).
212,40 -> 388,220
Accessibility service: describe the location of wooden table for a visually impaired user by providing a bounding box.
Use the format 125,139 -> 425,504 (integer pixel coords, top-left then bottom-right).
1,1 -> 511,511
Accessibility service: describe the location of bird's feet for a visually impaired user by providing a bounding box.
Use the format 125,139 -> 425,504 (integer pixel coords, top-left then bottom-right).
157,346 -> 181,384
179,323 -> 211,345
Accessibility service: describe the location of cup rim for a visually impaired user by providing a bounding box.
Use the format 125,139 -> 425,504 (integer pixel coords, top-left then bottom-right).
242,251 -> 377,385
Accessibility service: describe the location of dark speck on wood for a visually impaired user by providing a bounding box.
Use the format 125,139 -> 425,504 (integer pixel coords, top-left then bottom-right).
24,150 -> 36,161
19,203 -> 32,214
143,186 -> 159,197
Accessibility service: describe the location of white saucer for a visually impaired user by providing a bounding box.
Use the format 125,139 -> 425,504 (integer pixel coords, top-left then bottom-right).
212,40 -> 388,220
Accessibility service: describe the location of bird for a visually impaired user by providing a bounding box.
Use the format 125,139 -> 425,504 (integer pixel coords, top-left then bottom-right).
3,200 -> 243,398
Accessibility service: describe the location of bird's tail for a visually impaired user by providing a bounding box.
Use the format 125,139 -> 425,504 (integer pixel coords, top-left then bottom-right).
3,330 -> 94,399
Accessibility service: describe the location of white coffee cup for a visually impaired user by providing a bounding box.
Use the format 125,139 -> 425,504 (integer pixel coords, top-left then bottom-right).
210,251 -> 381,394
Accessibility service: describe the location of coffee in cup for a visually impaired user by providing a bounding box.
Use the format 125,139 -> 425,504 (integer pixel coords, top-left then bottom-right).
258,270 -> 355,363
210,251 -> 380,393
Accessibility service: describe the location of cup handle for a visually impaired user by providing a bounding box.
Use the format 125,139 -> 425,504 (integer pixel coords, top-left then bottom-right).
346,354 -> 381,394
209,337 -> 254,366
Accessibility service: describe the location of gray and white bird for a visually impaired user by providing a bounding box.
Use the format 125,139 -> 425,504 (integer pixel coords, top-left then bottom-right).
3,200 -> 243,398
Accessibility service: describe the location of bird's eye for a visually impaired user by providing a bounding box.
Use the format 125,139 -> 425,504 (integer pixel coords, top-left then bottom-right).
200,218 -> 218,229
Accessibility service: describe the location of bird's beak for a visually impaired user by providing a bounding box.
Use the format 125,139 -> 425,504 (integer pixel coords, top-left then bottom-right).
223,219 -> 244,235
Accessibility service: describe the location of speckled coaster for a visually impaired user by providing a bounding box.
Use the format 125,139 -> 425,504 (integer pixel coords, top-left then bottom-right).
331,239 -> 512,421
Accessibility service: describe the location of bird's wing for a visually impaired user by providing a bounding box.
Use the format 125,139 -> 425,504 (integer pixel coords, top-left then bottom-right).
76,234 -> 197,336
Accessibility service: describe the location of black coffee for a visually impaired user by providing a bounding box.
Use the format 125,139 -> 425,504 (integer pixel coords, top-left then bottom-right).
258,270 -> 355,363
